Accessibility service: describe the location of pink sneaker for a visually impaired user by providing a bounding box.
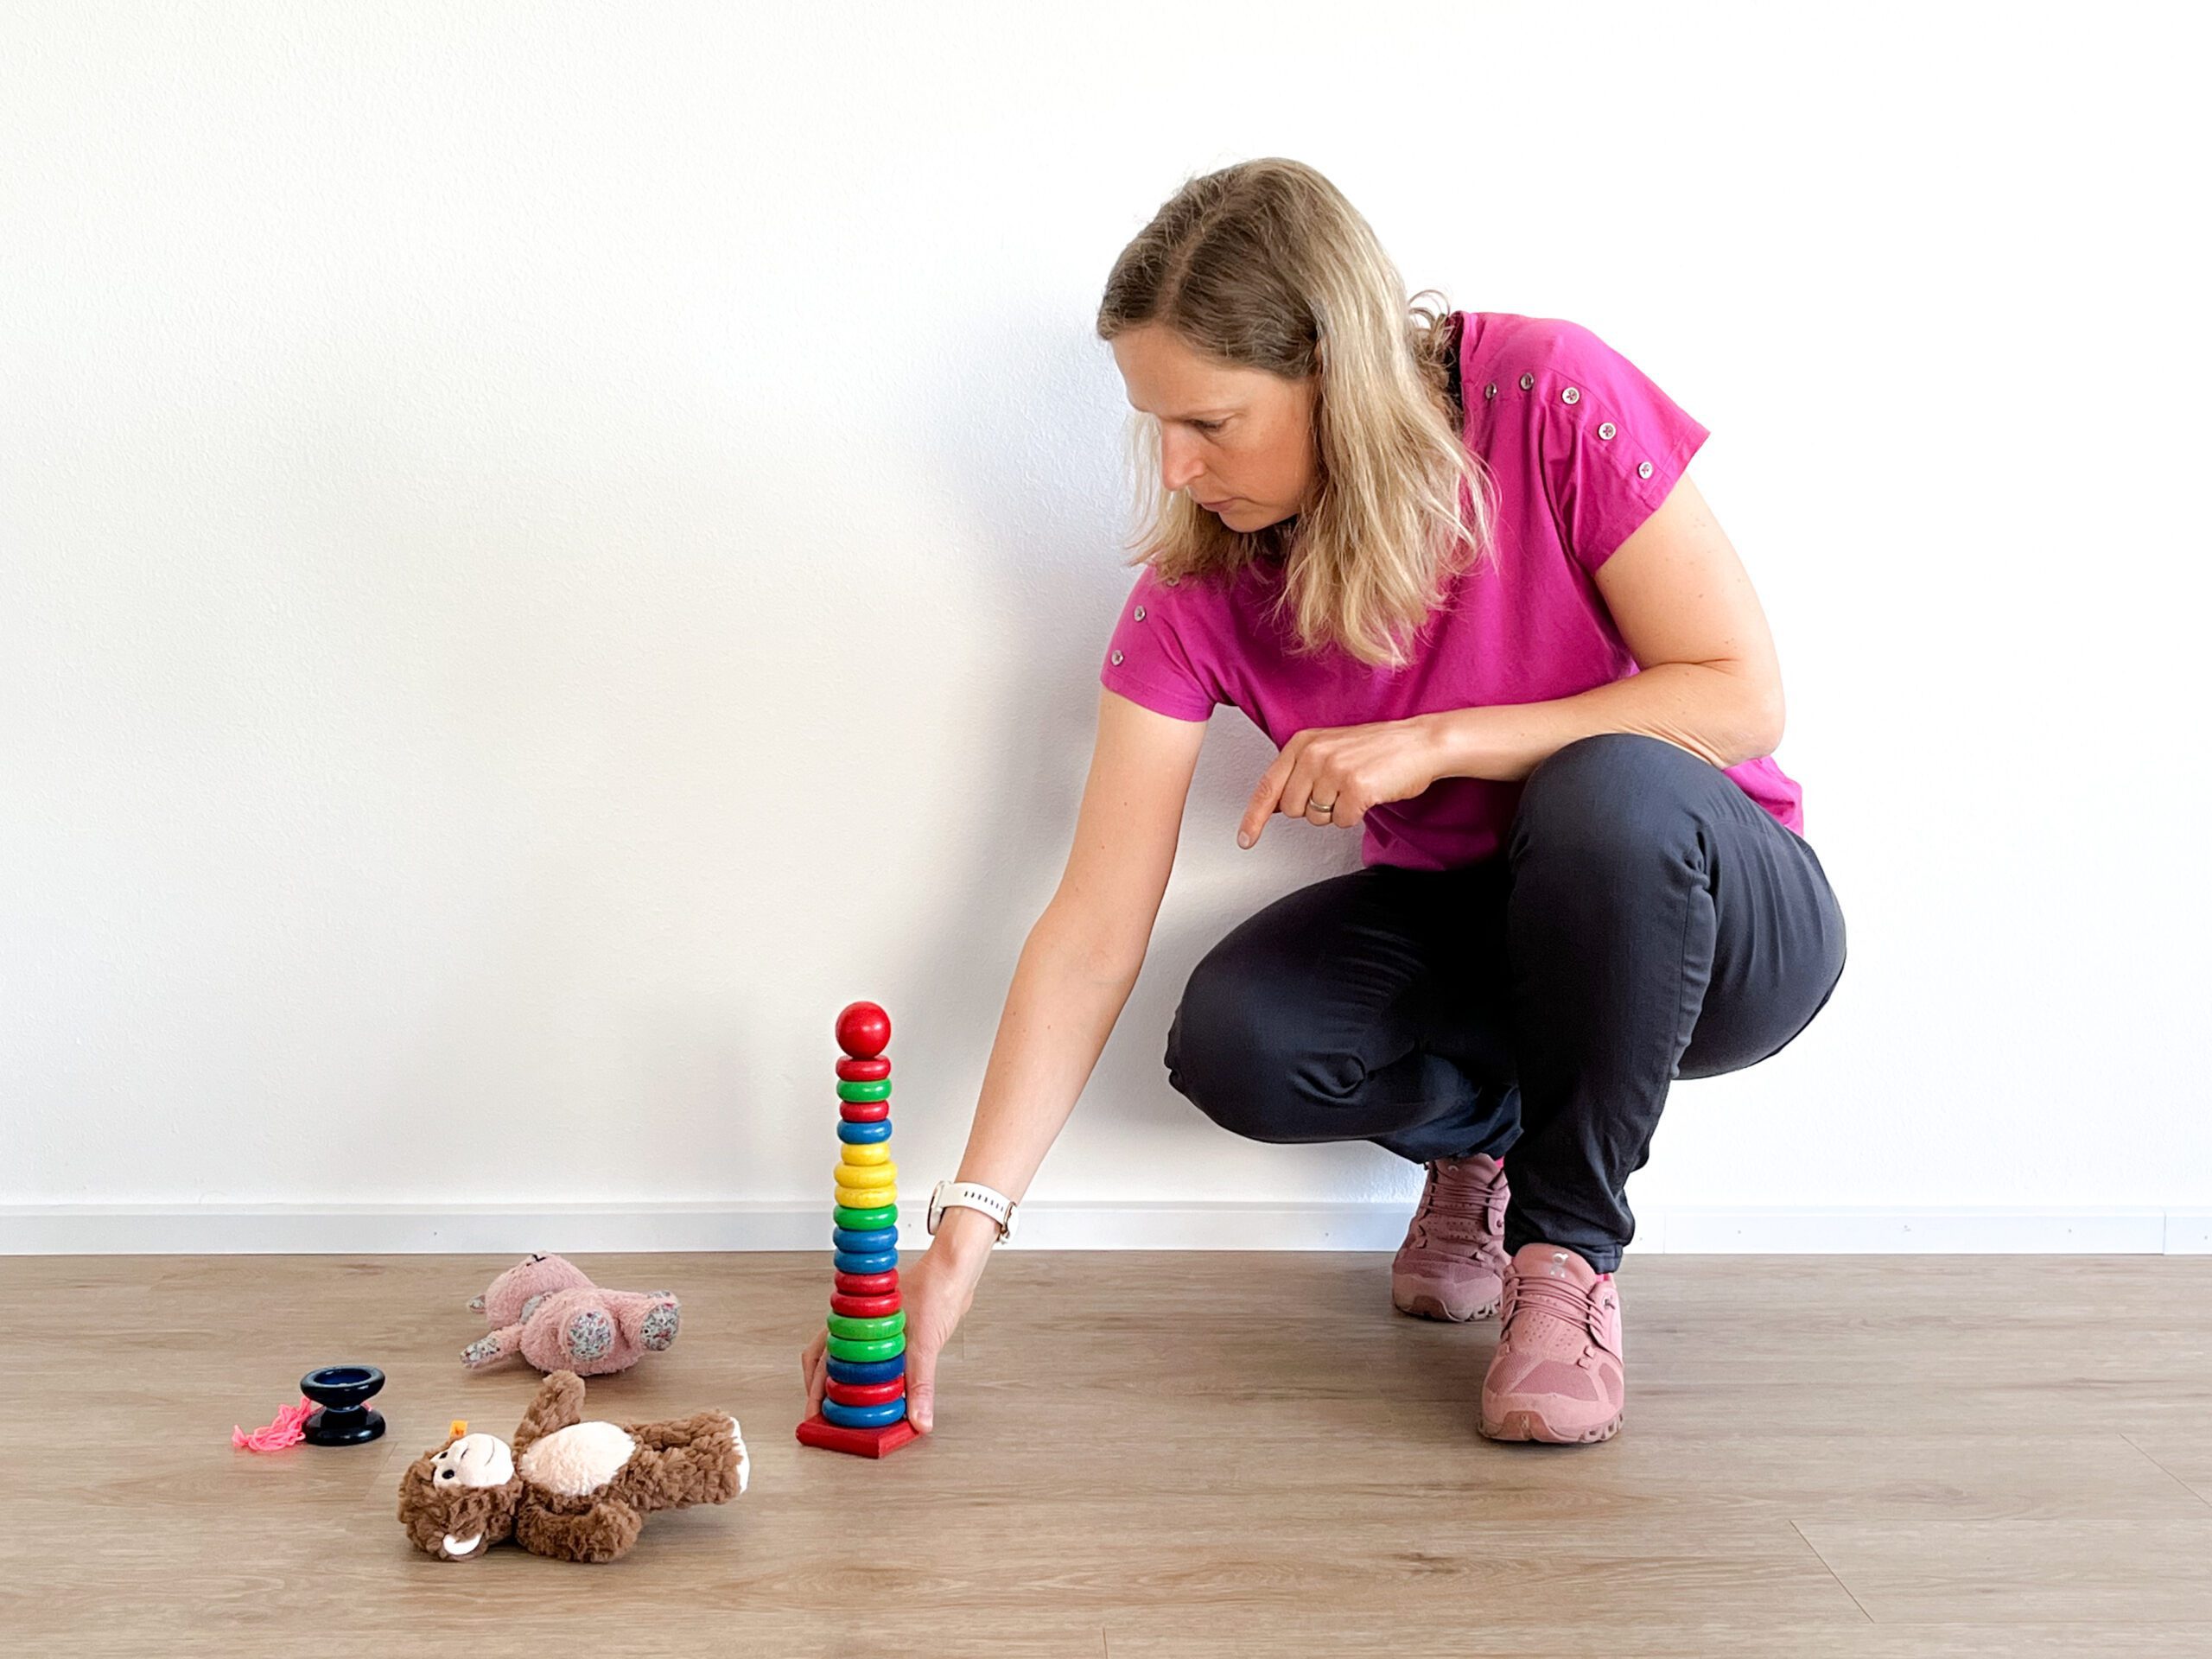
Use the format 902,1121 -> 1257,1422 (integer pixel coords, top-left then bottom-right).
1390,1152 -> 1510,1321
1479,1242 -> 1624,1443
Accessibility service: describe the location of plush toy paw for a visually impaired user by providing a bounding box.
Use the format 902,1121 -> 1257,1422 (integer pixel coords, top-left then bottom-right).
563,1307 -> 615,1365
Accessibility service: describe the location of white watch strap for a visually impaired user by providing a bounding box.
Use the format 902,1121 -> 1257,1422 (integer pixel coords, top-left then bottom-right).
931,1179 -> 1017,1243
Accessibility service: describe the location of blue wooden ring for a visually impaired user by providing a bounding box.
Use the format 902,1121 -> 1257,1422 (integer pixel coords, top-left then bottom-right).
826,1353 -> 906,1385
837,1119 -> 894,1144
833,1225 -> 898,1254
821,1395 -> 909,1430
833,1248 -> 899,1275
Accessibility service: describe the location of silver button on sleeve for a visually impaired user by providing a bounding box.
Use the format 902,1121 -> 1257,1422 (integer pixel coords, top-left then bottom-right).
1134,605 -> 1146,621
1637,461 -> 1654,480
1111,650 -> 1124,665
1560,386 -> 1580,404
1519,371 -> 1535,391
1598,422 -> 1617,440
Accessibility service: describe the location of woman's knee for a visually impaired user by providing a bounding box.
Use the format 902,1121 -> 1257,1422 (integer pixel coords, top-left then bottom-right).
1164,948 -> 1357,1143
1510,732 -> 1716,870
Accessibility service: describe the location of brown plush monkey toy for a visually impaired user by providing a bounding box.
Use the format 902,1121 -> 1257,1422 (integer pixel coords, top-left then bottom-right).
397,1370 -> 749,1564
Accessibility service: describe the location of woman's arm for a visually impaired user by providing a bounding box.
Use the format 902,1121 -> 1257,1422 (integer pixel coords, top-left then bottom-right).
1420,472 -> 1785,782
934,687 -> 1208,1268
807,687 -> 1207,1429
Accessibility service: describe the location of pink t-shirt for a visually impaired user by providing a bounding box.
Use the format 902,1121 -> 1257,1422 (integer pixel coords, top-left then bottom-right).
1098,310 -> 1805,871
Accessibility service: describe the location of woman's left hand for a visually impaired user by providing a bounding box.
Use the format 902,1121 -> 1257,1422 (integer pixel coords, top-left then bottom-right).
1238,715 -> 1442,848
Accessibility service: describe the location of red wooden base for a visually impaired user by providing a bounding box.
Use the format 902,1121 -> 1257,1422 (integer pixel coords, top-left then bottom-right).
795,1412 -> 921,1458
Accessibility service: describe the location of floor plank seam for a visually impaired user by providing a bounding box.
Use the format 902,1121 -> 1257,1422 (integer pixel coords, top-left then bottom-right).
2119,1432 -> 2212,1513
1789,1519 -> 1875,1624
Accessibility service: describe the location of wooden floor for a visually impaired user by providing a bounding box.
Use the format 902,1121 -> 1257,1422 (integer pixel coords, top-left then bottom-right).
4,1252 -> 2211,1657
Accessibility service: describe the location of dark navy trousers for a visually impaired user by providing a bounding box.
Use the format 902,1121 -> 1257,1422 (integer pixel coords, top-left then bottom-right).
1162,733 -> 1847,1272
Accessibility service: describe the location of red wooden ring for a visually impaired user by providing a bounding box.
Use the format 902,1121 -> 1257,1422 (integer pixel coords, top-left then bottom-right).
831,1292 -> 902,1319
834,1269 -> 899,1296
839,1101 -> 891,1122
824,1377 -> 906,1408
836,1057 -> 892,1082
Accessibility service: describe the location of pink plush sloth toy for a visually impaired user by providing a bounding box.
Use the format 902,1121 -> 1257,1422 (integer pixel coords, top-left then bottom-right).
462,1253 -> 681,1377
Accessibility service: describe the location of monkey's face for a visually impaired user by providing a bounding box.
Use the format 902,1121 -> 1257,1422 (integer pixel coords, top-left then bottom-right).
397,1433 -> 522,1560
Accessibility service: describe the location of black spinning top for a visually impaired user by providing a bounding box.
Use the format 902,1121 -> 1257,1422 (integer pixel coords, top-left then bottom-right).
300,1363 -> 386,1446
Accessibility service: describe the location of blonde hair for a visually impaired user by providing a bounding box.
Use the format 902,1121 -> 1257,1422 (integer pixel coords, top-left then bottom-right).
1096,157 -> 1500,669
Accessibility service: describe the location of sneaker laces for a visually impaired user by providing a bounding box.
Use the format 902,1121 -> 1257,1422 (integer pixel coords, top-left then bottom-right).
1503,1270 -> 1609,1344
1411,1156 -> 1506,1251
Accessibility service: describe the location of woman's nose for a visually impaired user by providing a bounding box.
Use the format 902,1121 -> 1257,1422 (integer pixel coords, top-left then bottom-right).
1159,434 -> 1205,493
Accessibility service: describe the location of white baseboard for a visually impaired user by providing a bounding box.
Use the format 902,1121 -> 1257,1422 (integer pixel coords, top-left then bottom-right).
3,1201 -> 2209,1255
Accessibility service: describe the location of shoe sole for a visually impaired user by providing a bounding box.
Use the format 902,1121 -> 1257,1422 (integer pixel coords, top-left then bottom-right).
1479,1407 -> 1622,1444
1393,1288 -> 1500,1322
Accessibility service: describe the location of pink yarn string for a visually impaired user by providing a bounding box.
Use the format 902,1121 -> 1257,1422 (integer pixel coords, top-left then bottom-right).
233,1396 -> 315,1452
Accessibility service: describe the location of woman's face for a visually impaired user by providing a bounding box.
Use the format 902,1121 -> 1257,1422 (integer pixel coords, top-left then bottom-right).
1110,324 -> 1318,533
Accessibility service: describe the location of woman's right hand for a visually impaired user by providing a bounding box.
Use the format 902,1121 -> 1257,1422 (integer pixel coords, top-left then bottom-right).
801,1211 -> 995,1434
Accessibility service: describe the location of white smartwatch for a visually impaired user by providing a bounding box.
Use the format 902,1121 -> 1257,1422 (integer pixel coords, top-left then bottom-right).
926,1179 -> 1019,1245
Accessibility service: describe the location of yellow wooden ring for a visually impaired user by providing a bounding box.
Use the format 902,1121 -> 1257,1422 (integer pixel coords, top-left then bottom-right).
840,1142 -> 891,1166
836,1185 -> 894,1210
835,1161 -> 897,1189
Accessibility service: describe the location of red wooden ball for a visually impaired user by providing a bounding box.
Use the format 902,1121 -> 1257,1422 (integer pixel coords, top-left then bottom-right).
836,1001 -> 892,1060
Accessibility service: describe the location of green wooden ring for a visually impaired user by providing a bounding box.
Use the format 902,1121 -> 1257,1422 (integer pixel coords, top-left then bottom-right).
825,1311 -> 906,1342
826,1332 -> 907,1363
836,1079 -> 893,1103
834,1203 -> 897,1230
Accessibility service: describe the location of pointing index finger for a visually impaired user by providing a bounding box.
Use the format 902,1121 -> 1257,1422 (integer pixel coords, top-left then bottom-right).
1241,747 -> 1295,849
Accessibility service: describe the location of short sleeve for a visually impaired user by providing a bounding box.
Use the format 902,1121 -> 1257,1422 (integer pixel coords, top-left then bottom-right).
1099,565 -> 1216,721
1530,319 -> 1711,574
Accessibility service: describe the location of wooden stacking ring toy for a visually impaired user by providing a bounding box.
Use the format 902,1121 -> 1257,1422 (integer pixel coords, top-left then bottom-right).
798,1001 -> 921,1457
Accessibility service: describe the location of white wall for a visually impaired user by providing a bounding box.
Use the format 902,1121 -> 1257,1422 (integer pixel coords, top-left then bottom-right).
5,3 -> 2207,1249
